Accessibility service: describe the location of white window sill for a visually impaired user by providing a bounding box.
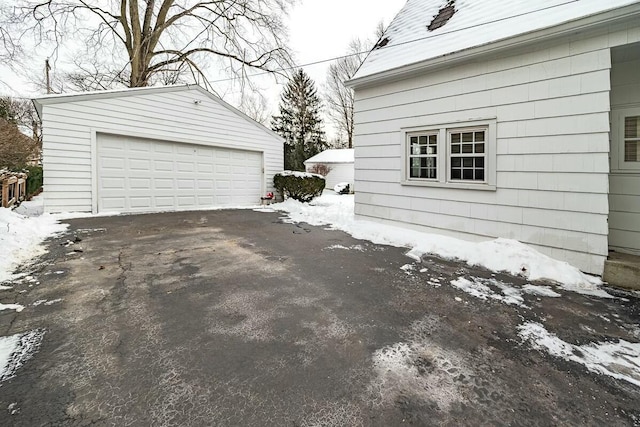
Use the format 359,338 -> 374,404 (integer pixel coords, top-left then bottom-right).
401,179 -> 496,191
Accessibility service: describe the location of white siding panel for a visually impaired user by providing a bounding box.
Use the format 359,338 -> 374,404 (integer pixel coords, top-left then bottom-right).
41,87 -> 283,214
351,27 -> 634,275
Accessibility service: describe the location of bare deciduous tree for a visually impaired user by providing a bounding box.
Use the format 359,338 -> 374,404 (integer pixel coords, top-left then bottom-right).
324,23 -> 385,148
3,0 -> 294,90
238,92 -> 271,125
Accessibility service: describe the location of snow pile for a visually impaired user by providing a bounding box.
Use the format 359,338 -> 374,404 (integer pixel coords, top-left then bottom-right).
0,207 -> 68,283
267,194 -> 610,297
0,329 -> 45,383
278,170 -> 324,179
518,322 -> 640,387
334,182 -> 350,194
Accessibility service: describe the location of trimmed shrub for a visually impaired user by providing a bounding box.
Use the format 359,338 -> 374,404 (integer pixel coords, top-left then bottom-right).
24,165 -> 43,198
273,171 -> 325,203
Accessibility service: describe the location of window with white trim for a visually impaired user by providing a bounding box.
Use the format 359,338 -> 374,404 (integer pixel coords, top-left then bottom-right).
449,128 -> 486,182
402,120 -> 496,190
612,108 -> 640,171
408,133 -> 438,179
624,115 -> 640,162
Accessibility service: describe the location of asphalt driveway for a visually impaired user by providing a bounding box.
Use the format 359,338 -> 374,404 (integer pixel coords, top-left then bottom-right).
0,209 -> 639,426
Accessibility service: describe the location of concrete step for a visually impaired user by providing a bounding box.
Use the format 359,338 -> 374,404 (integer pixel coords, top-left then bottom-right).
603,252 -> 640,290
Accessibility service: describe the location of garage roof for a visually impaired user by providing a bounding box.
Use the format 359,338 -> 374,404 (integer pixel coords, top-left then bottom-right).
351,0 -> 640,83
304,149 -> 354,164
33,84 -> 282,140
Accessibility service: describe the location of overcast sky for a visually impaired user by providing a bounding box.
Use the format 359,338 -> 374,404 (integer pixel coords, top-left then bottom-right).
0,0 -> 406,137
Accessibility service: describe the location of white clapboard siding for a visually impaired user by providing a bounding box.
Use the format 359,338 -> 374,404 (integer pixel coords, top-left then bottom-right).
352,25 -> 640,275
38,86 -> 283,213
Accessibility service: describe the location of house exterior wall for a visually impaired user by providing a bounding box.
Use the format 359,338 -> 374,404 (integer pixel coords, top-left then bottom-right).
40,87 -> 283,213
305,162 -> 355,191
609,56 -> 640,254
353,24 -> 640,275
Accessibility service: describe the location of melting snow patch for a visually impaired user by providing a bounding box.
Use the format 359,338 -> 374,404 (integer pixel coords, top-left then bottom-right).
450,277 -> 527,307
324,244 -> 365,252
0,303 -> 24,312
522,284 -> 561,298
0,329 -> 45,383
268,194 -> 611,298
518,322 -> 640,387
400,264 -> 415,275
33,298 -> 63,307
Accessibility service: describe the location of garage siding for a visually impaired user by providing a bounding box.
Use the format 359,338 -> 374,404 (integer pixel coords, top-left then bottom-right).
40,87 -> 283,213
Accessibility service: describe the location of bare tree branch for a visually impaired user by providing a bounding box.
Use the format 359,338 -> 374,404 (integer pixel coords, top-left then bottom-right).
3,0 -> 294,90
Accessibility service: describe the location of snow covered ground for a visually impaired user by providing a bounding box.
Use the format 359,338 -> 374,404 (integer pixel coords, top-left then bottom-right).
0,196 -> 67,381
263,193 -> 611,297
0,196 -> 68,284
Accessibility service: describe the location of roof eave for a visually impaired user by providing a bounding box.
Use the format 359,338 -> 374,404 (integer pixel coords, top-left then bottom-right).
32,84 -> 284,143
347,4 -> 640,89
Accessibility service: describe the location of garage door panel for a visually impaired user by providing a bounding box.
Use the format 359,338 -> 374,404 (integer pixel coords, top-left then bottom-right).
97,134 -> 263,213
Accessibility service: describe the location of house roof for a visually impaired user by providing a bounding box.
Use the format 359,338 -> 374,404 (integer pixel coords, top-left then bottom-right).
304,149 -> 354,164
32,84 -> 283,141
351,0 -> 640,84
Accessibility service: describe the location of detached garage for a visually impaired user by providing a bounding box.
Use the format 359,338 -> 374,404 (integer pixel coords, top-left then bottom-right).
34,85 -> 283,214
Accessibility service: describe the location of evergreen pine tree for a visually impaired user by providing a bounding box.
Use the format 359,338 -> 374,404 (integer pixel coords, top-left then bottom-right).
272,69 -> 327,171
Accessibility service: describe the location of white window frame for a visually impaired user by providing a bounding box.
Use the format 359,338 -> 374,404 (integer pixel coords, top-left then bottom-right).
407,131 -> 439,181
612,107 -> 640,172
401,118 -> 497,191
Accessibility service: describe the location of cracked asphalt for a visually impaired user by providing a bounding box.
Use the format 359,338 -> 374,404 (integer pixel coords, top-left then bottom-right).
0,209 -> 639,426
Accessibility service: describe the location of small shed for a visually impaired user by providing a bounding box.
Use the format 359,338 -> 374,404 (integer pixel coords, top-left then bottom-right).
304,149 -> 354,192
33,85 -> 284,214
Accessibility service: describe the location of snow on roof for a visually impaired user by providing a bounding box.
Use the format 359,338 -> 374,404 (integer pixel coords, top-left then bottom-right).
304,149 -> 354,164
353,0 -> 640,82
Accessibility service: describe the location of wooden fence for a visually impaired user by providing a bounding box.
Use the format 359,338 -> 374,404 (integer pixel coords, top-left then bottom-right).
1,174 -> 27,208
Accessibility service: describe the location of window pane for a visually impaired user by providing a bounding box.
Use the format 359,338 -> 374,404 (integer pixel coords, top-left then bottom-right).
410,168 -> 420,178
451,169 -> 461,179
463,169 -> 473,180
474,143 -> 485,153
419,135 -> 428,144
625,116 -> 640,139
625,140 -> 640,162
451,157 -> 461,167
429,135 -> 437,144
463,158 -> 473,167
462,144 -> 473,153
451,133 -> 461,143
451,144 -> 461,154
427,146 -> 435,154
475,169 -> 485,181
475,157 -> 484,168
474,131 -> 485,142
410,136 -> 418,144
411,158 -> 421,167
427,168 -> 436,179
420,145 -> 428,155
462,132 -> 473,142
411,146 -> 420,155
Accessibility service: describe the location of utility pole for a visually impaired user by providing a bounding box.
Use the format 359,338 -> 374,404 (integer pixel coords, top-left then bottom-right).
45,59 -> 51,94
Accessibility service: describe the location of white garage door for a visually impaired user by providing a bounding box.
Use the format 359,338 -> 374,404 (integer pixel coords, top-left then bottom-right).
97,134 -> 263,213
